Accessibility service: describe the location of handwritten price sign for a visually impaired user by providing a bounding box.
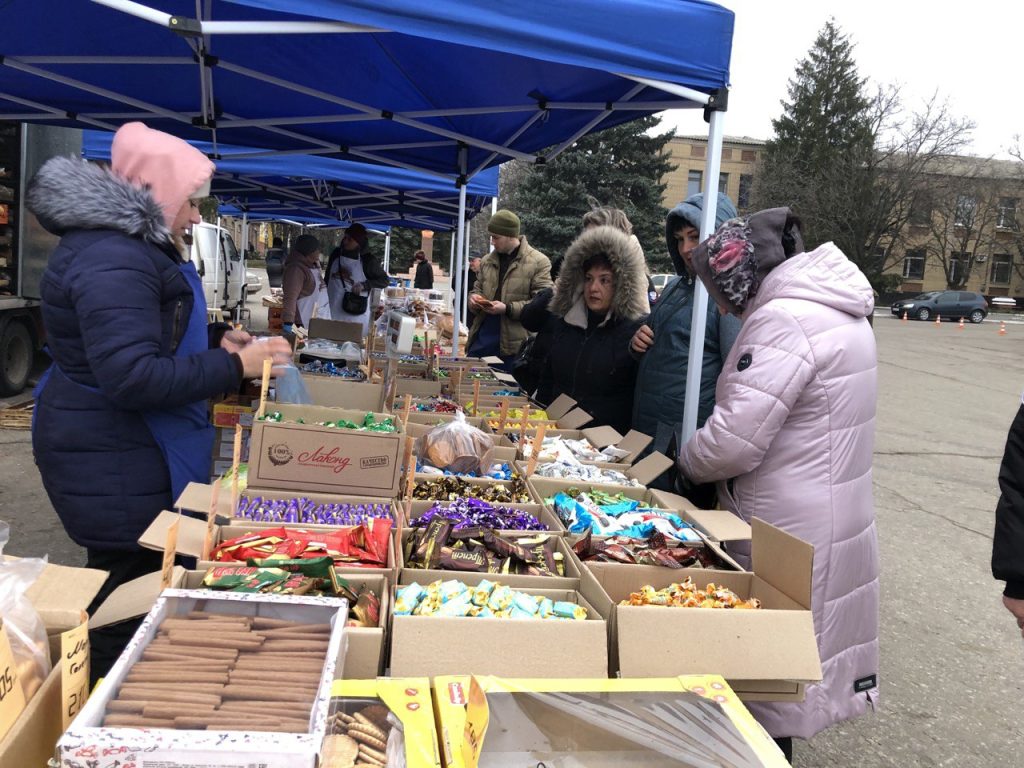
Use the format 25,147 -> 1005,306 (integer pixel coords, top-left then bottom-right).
61,614 -> 90,728
0,624 -> 27,740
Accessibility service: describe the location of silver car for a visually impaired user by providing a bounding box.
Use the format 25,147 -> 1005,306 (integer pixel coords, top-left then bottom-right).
245,268 -> 264,295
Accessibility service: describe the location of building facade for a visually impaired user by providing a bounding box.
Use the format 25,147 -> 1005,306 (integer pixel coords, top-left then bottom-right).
662,134 -> 764,214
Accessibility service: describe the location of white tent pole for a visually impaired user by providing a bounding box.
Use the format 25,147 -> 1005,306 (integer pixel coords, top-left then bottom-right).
448,233 -> 456,303
616,73 -> 712,105
491,197 -> 498,215
681,108 -> 725,443
212,215 -> 221,311
452,149 -> 468,353
383,231 -> 392,273
240,211 -> 249,255
462,220 -> 472,327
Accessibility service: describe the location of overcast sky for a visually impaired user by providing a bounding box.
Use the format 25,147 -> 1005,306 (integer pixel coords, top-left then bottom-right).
662,0 -> 1024,159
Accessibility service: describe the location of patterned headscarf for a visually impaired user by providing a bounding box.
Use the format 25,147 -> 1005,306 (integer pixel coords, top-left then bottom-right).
692,207 -> 804,315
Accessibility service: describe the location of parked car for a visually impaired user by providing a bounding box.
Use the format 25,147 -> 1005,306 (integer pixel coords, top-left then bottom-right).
245,268 -> 263,295
650,273 -> 674,295
891,291 -> 988,323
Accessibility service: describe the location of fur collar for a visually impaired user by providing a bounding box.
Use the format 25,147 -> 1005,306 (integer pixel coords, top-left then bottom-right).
550,226 -> 650,326
27,155 -> 173,247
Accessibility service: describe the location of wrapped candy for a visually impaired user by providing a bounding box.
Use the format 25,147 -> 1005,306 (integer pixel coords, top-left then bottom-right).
533,460 -> 640,486
235,495 -> 393,526
405,524 -> 563,576
572,531 -> 725,569
412,477 -> 532,504
395,579 -> 587,620
412,497 -> 545,531
257,411 -> 397,432
623,576 -> 761,609
301,360 -> 367,380
211,520 -> 392,569
550,490 -> 700,542
413,397 -> 462,413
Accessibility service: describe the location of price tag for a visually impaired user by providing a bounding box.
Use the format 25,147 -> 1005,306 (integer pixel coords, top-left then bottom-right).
61,614 -> 90,729
461,675 -> 489,768
0,624 -> 27,741
231,423 -> 243,513
472,380 -> 480,415
160,516 -> 180,590
257,357 -> 273,418
202,478 -> 222,562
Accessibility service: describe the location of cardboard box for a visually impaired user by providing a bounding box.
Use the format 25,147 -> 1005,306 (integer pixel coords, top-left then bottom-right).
328,678 -> 442,768
479,394 -> 593,434
59,591 -> 348,768
396,378 -> 444,397
175,570 -> 389,679
248,404 -> 404,497
525,426 -> 654,467
388,586 -> 606,679
301,376 -> 384,411
25,560 -> 107,659
308,317 -> 365,347
520,450 -> 672,495
0,663 -> 63,768
399,531 -> 581,590
211,402 -> 255,428
585,519 -> 823,700
432,675 -> 789,768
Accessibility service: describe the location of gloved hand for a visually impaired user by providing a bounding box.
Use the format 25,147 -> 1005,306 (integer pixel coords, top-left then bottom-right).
282,323 -> 294,334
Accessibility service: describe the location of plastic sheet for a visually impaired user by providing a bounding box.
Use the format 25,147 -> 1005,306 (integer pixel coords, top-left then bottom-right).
0,521 -> 52,704
414,411 -> 494,475
274,362 -> 313,404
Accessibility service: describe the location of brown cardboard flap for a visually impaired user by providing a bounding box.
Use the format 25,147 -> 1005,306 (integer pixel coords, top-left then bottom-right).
492,372 -> 518,385
626,452 -> 673,485
0,664 -> 62,768
308,318 -> 365,345
580,425 -> 623,449
481,356 -> 505,366
396,379 -> 443,397
614,430 -> 653,462
751,518 -> 813,609
301,377 -> 383,411
648,489 -> 699,513
544,394 -> 578,420
556,408 -> 592,430
138,510 -> 208,558
25,562 -> 108,634
91,567 -> 187,628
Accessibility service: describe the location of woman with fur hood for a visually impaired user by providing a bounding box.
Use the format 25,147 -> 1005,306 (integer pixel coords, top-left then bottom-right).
27,122 -> 290,680
543,225 -> 650,434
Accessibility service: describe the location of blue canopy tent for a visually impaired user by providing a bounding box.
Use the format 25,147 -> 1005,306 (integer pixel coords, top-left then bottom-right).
0,0 -> 734,438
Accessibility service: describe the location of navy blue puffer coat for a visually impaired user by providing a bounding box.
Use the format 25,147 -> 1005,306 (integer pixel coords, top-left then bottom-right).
27,156 -> 241,550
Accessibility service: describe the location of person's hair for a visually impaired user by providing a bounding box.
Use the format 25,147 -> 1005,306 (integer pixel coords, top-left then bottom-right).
414,250 -> 426,260
581,206 -> 633,235
782,212 -> 803,258
581,253 -> 613,274
272,237 -> 284,247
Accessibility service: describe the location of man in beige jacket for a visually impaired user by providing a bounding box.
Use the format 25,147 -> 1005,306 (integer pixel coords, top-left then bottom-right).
467,209 -> 552,367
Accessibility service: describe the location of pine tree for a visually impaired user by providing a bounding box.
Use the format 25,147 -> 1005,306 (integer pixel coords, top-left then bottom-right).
504,115 -> 676,271
755,19 -> 875,258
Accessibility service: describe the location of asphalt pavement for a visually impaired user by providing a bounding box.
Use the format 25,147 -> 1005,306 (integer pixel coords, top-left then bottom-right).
1,298 -> 1022,766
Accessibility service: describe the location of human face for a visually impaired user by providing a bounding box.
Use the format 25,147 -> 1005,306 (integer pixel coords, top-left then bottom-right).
584,263 -> 615,314
172,198 -> 202,237
489,233 -> 518,255
674,225 -> 701,273
342,234 -> 359,251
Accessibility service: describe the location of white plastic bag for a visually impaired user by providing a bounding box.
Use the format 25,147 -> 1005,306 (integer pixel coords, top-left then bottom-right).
0,521 -> 52,703
274,363 -> 313,404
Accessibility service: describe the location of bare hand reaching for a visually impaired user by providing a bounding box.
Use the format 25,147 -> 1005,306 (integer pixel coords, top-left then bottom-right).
631,324 -> 655,354
234,336 -> 292,378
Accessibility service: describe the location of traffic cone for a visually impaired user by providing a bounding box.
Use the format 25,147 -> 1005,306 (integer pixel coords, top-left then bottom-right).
958,317 -> 965,330
999,320 -> 1007,336
901,311 -> 908,323
935,314 -> 941,326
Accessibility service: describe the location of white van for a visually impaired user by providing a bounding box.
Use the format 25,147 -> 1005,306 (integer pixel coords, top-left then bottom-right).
189,221 -> 246,312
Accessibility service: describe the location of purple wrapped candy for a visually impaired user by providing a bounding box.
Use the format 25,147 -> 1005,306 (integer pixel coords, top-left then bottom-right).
234,495 -> 394,525
412,496 -> 546,531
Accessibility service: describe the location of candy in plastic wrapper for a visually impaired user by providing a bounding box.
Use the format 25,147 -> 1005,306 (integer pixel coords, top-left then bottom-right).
537,597 -> 555,619
438,579 -> 467,603
435,591 -> 473,617
552,601 -> 588,620
394,583 -> 425,615
512,591 -> 539,615
472,580 -> 496,607
487,584 -> 513,612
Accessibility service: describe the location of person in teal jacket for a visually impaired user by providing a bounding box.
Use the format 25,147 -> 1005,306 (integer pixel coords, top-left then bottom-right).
629,192 -> 740,497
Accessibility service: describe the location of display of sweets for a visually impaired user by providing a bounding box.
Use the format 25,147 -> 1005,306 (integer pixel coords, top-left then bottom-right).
258,411 -> 397,432
406,517 -> 562,574
572,531 -> 725,569
623,576 -> 762,609
482,407 -> 549,421
416,459 -> 514,481
301,360 -> 367,380
394,579 -> 587,620
235,495 -> 393,525
532,460 -> 640,486
412,475 -> 532,503
211,521 -> 392,569
550,490 -> 701,542
521,434 -> 630,464
412,497 -> 547,532
201,564 -> 381,627
413,397 -> 461,413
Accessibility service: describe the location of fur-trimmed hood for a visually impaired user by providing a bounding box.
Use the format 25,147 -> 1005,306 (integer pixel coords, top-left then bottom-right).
27,155 -> 173,247
550,225 -> 649,326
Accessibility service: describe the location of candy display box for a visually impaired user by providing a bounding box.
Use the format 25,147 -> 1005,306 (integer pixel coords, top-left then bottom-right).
300,376 -> 384,411
57,590 -> 348,768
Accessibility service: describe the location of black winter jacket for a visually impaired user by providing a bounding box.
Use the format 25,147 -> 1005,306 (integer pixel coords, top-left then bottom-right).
414,260 -> 434,289
544,227 -> 649,433
993,404 -> 1024,598
325,246 -> 389,292
26,156 -> 242,550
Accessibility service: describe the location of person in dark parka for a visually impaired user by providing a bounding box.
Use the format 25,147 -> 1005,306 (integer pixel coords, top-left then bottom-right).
413,250 -> 434,289
26,122 -> 290,681
993,396 -> 1024,637
543,226 -> 649,434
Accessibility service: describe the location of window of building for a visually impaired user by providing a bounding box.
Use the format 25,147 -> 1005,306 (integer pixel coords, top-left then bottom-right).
902,249 -> 925,280
954,195 -> 976,228
687,170 -> 703,197
721,148 -> 732,160
909,194 -> 932,226
690,144 -> 706,158
991,253 -> 1013,284
738,174 -> 753,209
718,173 -> 729,195
949,251 -> 969,284
997,198 -> 1017,229
741,149 -> 757,162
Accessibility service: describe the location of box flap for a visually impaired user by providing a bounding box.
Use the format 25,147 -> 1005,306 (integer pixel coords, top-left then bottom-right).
683,509 -> 752,543
480,356 -> 504,366
751,518 -> 813,609
138,510 -> 209,558
175,481 -> 234,517
24,563 -> 108,633
301,377 -> 383,411
579,425 -> 623,449
492,371 -> 518,385
557,408 -> 592,430
614,430 -> 653,462
308,318 -> 364,345
544,394 -> 578,420
90,567 -> 187,628
626,452 -> 673,485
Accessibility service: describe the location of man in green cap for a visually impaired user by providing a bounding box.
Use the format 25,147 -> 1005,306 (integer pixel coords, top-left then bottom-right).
467,209 -> 552,368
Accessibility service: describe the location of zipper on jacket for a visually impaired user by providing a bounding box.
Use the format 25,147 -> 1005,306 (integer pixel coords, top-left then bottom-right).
170,299 -> 183,353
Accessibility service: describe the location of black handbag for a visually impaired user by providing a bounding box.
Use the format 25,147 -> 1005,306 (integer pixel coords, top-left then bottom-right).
340,276 -> 369,315
511,334 -> 540,394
